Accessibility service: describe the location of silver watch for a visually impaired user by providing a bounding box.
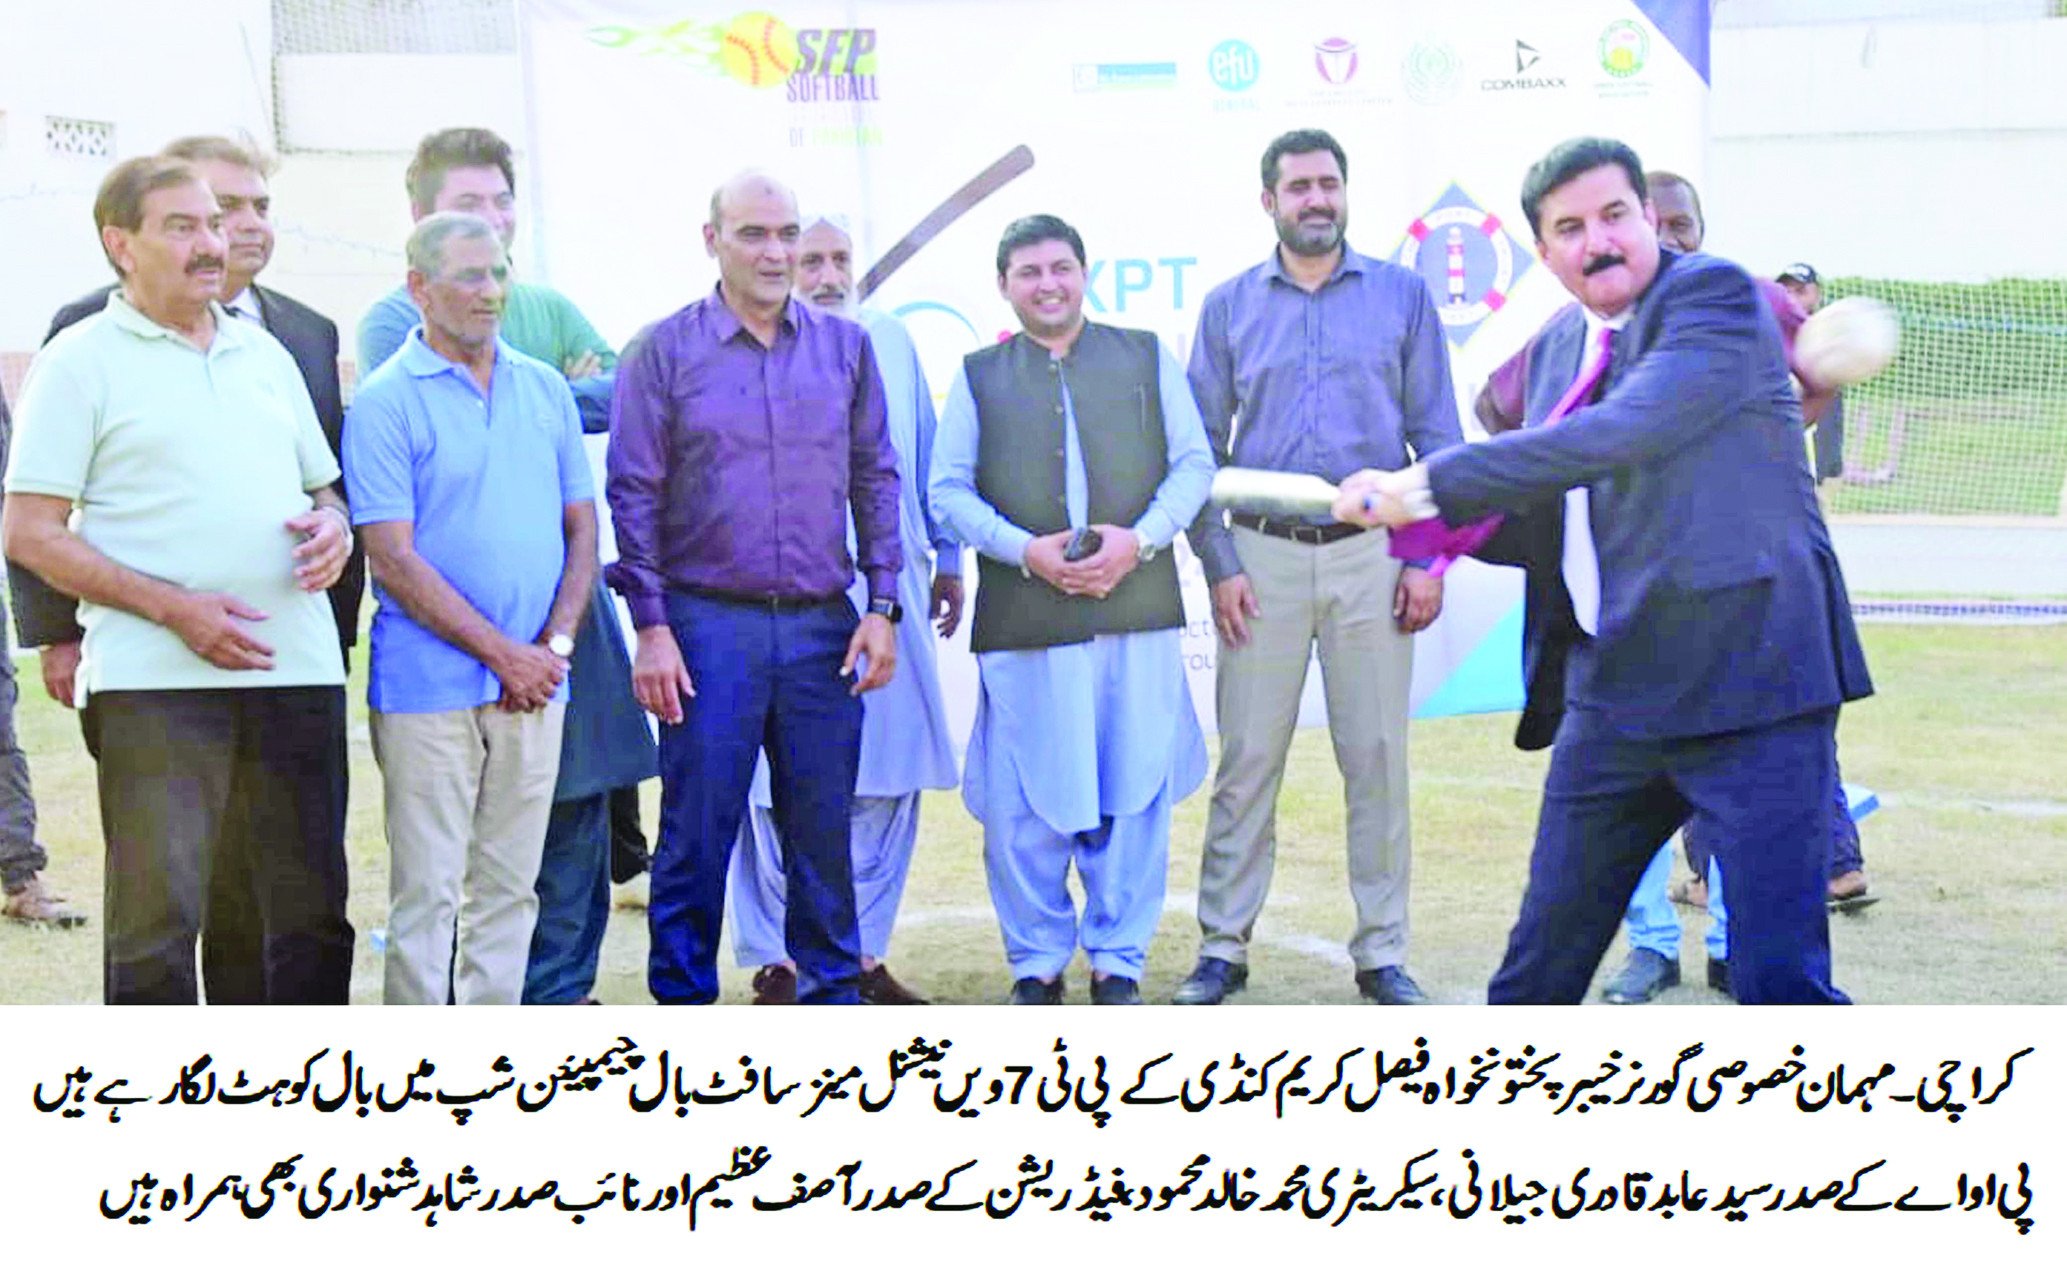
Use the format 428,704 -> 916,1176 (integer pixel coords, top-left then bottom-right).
546,633 -> 575,658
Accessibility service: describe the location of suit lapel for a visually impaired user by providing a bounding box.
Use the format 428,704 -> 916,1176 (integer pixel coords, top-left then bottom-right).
1525,308 -> 1590,428
1606,249 -> 1685,395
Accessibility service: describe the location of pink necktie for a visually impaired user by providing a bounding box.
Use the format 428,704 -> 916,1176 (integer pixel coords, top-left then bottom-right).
1387,324 -> 1616,574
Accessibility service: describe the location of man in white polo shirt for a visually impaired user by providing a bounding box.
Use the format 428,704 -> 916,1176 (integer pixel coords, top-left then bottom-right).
3,154 -> 356,1004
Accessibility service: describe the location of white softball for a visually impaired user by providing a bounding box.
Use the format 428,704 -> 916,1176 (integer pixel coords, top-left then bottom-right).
1794,296 -> 1900,388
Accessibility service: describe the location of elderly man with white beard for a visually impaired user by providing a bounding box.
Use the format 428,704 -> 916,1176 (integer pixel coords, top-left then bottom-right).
724,213 -> 963,1005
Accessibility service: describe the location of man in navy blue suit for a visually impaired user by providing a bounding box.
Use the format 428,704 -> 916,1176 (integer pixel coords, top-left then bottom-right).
1335,137 -> 1873,1005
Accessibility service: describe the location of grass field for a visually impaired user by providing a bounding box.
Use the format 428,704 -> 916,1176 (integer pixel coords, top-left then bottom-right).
4,624 -> 2063,1005
1825,392 -> 2067,519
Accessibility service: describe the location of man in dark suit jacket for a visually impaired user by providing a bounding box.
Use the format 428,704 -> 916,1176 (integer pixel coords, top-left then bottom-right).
12,136 -> 361,711
1336,137 -> 1873,1006
7,136 -> 358,1003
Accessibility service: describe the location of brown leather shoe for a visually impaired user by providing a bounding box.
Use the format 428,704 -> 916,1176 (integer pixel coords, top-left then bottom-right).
3,875 -> 87,929
750,964 -> 797,1005
858,963 -> 930,1005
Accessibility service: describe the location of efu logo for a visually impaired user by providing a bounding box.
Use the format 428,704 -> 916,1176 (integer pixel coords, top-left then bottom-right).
1208,39 -> 1260,92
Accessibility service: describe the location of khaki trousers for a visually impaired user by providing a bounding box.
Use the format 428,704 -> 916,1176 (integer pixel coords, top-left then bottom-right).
1197,526 -> 1415,969
373,702 -> 565,1004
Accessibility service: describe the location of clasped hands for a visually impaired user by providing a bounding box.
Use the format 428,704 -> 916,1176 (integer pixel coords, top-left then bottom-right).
1331,464 -> 1428,529
1023,524 -> 1141,599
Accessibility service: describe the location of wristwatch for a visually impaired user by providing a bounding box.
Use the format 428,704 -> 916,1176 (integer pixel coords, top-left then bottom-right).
546,633 -> 575,658
1138,536 -> 1161,564
867,597 -> 904,623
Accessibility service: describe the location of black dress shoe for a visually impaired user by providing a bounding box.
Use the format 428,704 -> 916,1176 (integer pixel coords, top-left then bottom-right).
1172,957 -> 1248,1005
1355,965 -> 1429,1005
1706,956 -> 1734,999
1009,975 -> 1064,1005
1090,974 -> 1143,1006
1600,949 -> 1681,1005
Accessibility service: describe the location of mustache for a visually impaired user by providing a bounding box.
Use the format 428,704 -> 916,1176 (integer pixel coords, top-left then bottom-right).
1583,254 -> 1627,277
186,256 -> 224,274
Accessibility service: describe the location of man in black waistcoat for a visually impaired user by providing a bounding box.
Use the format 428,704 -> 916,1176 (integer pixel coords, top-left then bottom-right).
928,215 -> 1217,1005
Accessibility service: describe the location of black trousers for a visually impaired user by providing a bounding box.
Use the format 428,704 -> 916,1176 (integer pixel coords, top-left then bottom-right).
84,686 -> 354,1004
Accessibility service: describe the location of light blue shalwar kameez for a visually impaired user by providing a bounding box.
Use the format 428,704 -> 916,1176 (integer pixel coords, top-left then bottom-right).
726,310 -> 961,966
930,340 -> 1214,982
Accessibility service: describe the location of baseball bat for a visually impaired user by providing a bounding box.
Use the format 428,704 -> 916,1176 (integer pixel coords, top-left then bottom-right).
1209,468 -> 1342,520
859,144 -> 1036,300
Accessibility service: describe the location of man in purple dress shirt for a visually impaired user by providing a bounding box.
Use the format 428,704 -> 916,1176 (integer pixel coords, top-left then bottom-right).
606,170 -> 901,1005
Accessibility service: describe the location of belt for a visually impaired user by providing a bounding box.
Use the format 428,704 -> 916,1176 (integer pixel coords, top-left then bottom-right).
682,586 -> 847,612
1230,512 -> 1368,545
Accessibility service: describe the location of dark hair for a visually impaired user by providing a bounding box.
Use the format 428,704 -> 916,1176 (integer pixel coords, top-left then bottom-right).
1646,169 -> 1703,226
1261,128 -> 1348,191
405,127 -> 515,213
1520,137 -> 1647,237
995,214 -> 1085,278
93,156 -> 202,276
162,134 -> 275,178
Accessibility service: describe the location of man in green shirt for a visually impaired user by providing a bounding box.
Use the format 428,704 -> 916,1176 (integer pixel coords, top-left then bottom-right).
356,127 -> 614,382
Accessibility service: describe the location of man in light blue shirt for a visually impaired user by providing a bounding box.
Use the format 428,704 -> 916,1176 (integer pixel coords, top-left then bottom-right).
344,212 -> 599,1005
931,214 -> 1214,1006
1176,129 -> 1463,1007
356,127 -> 654,1006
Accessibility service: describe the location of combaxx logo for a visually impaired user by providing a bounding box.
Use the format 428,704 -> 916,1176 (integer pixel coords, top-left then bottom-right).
1481,37 -> 1564,92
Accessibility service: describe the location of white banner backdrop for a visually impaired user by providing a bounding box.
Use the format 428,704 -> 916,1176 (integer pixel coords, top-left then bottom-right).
522,0 -> 1710,738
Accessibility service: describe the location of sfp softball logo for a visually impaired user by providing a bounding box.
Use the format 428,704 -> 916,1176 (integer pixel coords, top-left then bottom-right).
588,11 -> 880,96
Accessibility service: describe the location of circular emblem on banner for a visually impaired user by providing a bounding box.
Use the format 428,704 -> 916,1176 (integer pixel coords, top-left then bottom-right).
1209,39 -> 1260,92
1599,19 -> 1650,79
1395,202 -> 1522,336
1401,39 -> 1461,105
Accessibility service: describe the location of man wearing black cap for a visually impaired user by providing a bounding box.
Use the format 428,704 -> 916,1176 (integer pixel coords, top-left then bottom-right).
1777,263 -> 1846,482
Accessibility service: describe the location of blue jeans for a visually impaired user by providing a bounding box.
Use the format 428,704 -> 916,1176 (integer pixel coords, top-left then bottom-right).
648,591 -> 864,1005
523,793 -> 611,1004
0,628 -> 46,894
1650,766 -> 1863,961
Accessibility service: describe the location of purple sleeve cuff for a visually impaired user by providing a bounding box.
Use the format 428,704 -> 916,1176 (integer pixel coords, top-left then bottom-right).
1386,514 -> 1505,577
626,594 -> 668,630
864,569 -> 899,601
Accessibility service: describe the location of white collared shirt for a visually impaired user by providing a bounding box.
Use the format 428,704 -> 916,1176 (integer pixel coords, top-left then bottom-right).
221,286 -> 263,328
1561,308 -> 1630,635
